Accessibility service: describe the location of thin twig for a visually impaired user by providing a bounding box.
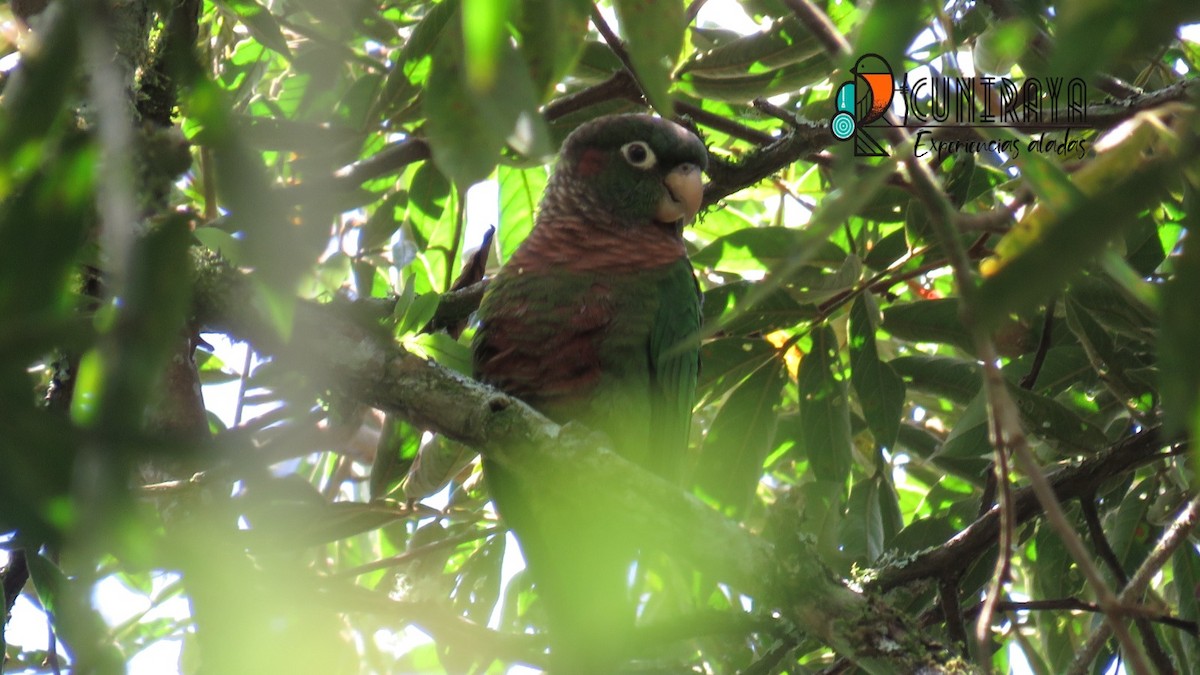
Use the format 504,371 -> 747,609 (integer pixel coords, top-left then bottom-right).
1009,437 -> 1151,673
975,430 -> 1015,658
1068,492 -> 1200,674
977,471 -> 998,519
234,342 -> 253,428
780,0 -> 850,60
955,208 -> 1018,234
331,138 -> 431,189
1080,495 -> 1130,586
685,0 -> 709,23
338,525 -> 502,578
541,70 -> 642,121
674,100 -> 775,145
444,189 -> 465,293
938,575 -> 969,650
961,598 -> 1199,636
1081,494 -> 1178,672
589,6 -> 651,108
752,97 -> 799,126
1019,297 -> 1056,390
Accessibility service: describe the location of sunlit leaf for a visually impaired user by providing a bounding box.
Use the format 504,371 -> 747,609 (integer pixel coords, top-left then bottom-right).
461,0 -> 512,90
1161,184 -> 1200,438
797,325 -> 852,483
213,0 -> 293,58
613,0 -> 685,114
498,164 -> 547,262
695,358 -> 787,513
849,295 -> 905,450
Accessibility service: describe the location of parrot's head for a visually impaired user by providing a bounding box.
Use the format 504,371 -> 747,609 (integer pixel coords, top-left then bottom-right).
544,114 -> 707,231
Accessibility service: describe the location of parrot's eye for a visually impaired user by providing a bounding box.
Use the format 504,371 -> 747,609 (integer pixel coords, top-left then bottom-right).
620,141 -> 656,169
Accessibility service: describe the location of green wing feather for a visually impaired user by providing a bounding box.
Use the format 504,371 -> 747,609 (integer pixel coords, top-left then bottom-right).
645,258 -> 701,481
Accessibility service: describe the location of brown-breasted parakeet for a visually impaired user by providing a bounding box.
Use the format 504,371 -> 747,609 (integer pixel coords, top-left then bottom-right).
472,114 -> 706,671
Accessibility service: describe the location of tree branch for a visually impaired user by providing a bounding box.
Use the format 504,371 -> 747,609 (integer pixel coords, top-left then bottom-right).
961,598 -> 1198,636
871,429 -> 1173,591
193,261 -> 964,672
1068,492 -> 1200,674
1080,494 -> 1178,673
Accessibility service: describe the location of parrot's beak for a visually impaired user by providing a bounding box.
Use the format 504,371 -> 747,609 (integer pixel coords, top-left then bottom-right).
656,162 -> 704,225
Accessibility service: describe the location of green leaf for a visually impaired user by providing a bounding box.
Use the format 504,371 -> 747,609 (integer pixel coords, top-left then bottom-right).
497,165 -> 547,262
1173,545 -> 1200,672
691,226 -> 843,273
1051,1 -> 1200,78
973,19 -> 1035,75
678,15 -> 824,78
0,137 -> 95,318
797,325 -> 852,483
425,33 -> 549,186
678,55 -> 830,102
370,417 -> 422,500
1031,521 -> 1084,600
897,423 -> 941,458
408,332 -> 473,375
852,0 -> 927,72
1107,479 -> 1155,573
213,0 -> 293,58
840,474 -> 903,563
1123,214 -> 1166,277
400,435 -> 477,500
1064,296 -> 1149,406
702,281 -> 815,335
695,359 -> 787,514
849,296 -> 905,450
855,187 -> 909,223
27,553 -> 124,671
613,0 -> 685,113
453,535 -> 505,625
935,391 -> 991,480
192,226 -> 246,266
362,191 -> 409,252
394,292 -> 441,337
376,0 -> 460,117
862,227 -> 908,270
0,6 -> 79,159
697,337 -> 777,403
882,298 -> 973,353
514,0 -> 591,99
890,355 -> 982,404
26,553 -> 67,619
461,0 -> 512,90
976,139 -> 1178,333
1066,274 -> 1156,343
425,37 -> 506,186
1007,385 -> 1107,452
1161,184 -> 1200,438
787,254 -> 862,305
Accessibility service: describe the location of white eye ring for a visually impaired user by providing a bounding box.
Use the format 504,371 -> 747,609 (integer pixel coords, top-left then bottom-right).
620,141 -> 656,169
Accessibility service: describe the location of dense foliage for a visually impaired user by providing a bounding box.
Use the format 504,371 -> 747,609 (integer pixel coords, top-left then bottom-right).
1,0 -> 1199,673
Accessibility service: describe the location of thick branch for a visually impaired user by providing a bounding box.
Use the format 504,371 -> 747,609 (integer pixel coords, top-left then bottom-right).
193,261 -> 959,672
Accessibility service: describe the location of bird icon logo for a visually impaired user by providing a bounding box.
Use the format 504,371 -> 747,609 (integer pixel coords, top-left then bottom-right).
831,54 -> 895,157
